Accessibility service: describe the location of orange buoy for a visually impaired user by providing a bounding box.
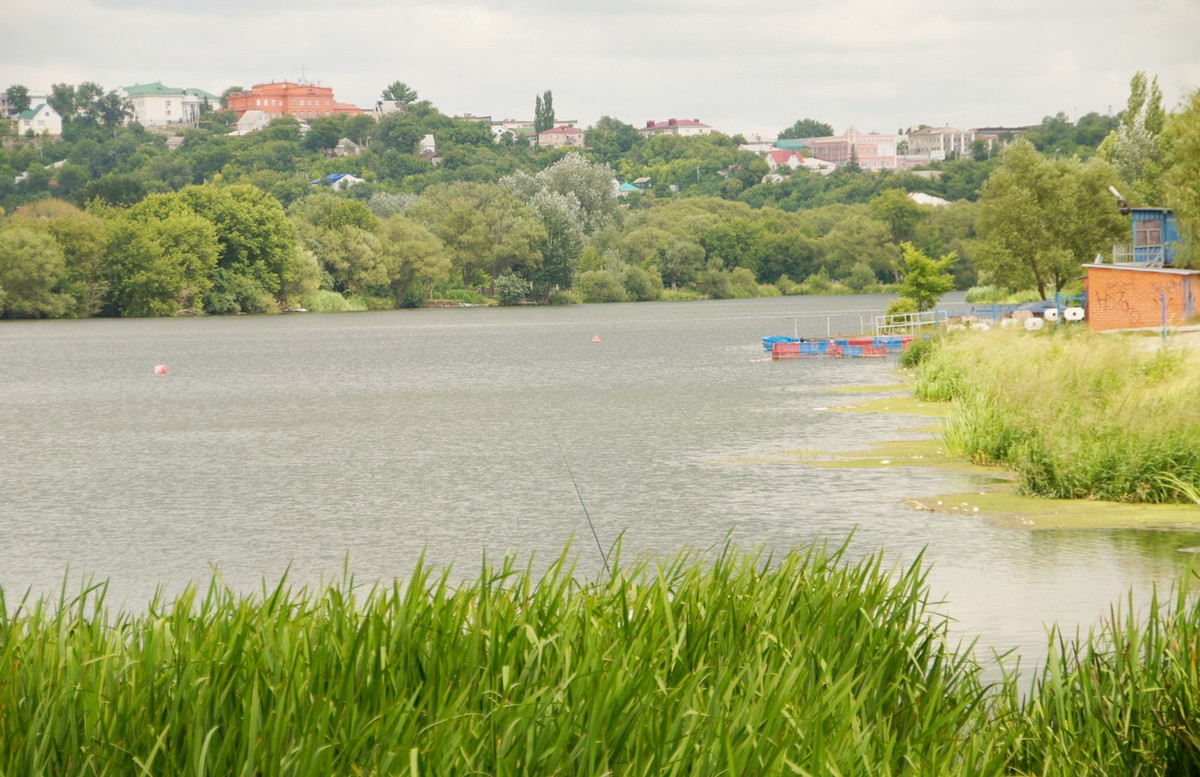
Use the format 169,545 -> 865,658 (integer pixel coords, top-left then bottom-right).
591,335 -> 602,343
154,364 -> 168,375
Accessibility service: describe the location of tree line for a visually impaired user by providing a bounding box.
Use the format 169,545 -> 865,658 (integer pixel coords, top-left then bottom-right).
0,72 -> 1196,318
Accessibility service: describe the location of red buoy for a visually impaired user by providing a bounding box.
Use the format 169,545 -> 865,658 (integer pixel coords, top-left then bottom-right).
154,364 -> 168,375
591,335 -> 602,343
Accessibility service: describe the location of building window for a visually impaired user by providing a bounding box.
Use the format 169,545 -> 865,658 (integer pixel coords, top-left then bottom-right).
1136,220 -> 1163,246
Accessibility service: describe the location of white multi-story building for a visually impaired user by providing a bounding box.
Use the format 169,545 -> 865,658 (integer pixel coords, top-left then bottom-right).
905,126 -> 975,161
119,82 -> 220,126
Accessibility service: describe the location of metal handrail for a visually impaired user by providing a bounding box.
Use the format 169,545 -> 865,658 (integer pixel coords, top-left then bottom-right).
1111,243 -> 1165,267
873,310 -> 941,336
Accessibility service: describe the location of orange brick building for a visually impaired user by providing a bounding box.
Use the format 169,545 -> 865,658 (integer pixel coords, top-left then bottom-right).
1085,264 -> 1200,331
224,82 -> 363,120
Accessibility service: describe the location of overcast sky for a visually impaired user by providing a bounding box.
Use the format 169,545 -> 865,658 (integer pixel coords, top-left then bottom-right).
5,0 -> 1199,137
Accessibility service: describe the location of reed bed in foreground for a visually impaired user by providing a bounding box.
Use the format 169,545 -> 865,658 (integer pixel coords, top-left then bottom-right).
913,328 -> 1200,502
0,544 -> 1007,776
7,544 -> 1200,774
1002,583 -> 1200,775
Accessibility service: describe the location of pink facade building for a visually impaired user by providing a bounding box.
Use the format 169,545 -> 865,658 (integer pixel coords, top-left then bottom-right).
537,125 -> 586,148
804,128 -> 899,169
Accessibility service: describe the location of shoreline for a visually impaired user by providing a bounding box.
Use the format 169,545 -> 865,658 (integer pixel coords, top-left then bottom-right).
818,383 -> 1200,531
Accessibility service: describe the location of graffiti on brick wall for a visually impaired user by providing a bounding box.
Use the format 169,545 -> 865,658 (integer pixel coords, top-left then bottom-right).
1091,276 -> 1143,326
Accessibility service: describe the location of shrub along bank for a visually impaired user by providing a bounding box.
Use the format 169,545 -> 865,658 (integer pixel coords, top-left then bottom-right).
912,327 -> 1200,503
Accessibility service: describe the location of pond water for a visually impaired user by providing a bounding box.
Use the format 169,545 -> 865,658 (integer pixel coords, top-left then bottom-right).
2,295 -> 1196,672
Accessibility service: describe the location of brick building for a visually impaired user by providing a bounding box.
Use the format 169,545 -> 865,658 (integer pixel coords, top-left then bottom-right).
224,82 -> 363,120
1084,265 -> 1200,331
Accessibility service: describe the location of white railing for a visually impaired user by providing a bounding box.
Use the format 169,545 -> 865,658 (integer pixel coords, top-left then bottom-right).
1110,243 -> 1166,266
873,310 -> 940,336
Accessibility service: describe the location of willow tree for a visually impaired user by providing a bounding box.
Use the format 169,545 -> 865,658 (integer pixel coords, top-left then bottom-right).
0,226 -> 71,318
407,182 -> 545,289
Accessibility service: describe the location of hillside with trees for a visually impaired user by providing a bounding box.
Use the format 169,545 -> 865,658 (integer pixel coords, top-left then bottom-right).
0,73 -> 1195,318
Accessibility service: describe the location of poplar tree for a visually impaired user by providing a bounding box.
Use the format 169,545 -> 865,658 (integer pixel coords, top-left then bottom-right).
534,90 -> 555,134
1099,71 -> 1167,204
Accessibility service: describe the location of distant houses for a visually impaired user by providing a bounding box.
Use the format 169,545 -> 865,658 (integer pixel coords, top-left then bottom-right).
639,118 -> 713,137
763,149 -> 836,176
537,125 -> 585,148
16,102 -> 62,136
741,123 -> 1012,178
310,173 -> 364,191
2,72 -> 1037,177
231,110 -> 271,136
333,137 -> 362,157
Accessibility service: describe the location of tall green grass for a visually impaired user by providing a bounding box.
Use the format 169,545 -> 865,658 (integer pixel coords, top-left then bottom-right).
914,328 -> 1200,502
7,544 -> 1200,774
1003,581 -> 1200,775
0,544 -> 1010,776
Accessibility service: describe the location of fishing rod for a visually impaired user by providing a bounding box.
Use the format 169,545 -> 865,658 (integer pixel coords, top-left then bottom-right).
553,434 -> 611,576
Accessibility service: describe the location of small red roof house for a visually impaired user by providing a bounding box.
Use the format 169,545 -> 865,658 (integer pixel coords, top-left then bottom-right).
639,118 -> 713,137
761,149 -> 837,179
765,149 -> 803,171
537,125 -> 585,148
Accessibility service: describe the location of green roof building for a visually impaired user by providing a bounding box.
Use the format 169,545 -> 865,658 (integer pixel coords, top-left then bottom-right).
119,82 -> 219,126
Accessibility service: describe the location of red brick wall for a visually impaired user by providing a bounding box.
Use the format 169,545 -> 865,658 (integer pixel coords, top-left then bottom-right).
225,82 -> 348,119
1086,266 -> 1200,331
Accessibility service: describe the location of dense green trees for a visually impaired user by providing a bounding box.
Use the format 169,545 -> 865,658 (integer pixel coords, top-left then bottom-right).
0,226 -> 71,318
584,116 -> 642,166
8,200 -> 108,316
1163,89 -> 1200,265
406,182 -> 543,289
975,140 -> 1125,298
